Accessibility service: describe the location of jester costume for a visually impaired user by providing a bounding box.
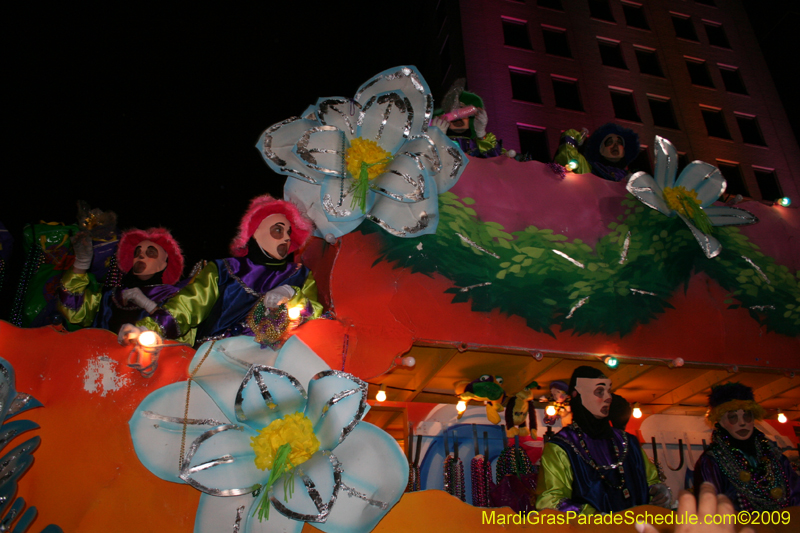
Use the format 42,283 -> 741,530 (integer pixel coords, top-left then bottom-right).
583,123 -> 640,182
137,196 -> 322,346
436,87 -> 503,158
58,228 -> 188,338
536,367 -> 662,514
693,383 -> 800,511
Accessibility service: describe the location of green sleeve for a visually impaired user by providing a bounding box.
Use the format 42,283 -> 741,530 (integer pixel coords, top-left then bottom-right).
288,271 -> 324,319
137,261 -> 220,345
643,445 -> 661,486
554,129 -> 591,173
536,443 -> 596,515
57,270 -> 103,327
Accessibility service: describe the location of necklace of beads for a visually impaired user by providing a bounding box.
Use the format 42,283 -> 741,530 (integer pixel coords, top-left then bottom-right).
560,424 -> 632,498
709,428 -> 789,511
495,441 -> 535,483
443,454 -> 465,501
470,455 -> 491,507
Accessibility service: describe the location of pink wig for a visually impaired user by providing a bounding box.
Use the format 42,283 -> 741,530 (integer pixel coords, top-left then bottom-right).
117,227 -> 185,285
230,195 -> 314,257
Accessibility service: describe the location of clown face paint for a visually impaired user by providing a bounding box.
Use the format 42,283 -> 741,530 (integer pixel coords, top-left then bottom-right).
574,378 -> 612,419
132,240 -> 167,279
253,214 -> 292,260
552,387 -> 569,403
600,134 -> 625,163
449,102 -> 472,134
719,409 -> 754,440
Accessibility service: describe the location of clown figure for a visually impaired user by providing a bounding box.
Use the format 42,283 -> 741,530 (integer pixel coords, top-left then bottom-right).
58,227 -> 187,337
583,123 -> 640,182
694,383 -> 800,511
120,195 -> 323,368
431,81 -> 505,158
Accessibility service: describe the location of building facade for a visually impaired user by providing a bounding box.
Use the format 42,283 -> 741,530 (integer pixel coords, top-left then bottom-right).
429,0 -> 799,203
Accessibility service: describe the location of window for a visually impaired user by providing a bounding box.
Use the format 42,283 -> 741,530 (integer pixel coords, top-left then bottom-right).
635,46 -> 663,77
716,161 -> 748,196
701,106 -> 731,139
677,152 -> 690,174
543,26 -> 572,57
599,39 -> 627,69
704,21 -> 730,48
753,167 -> 783,201
648,96 -> 679,129
537,0 -> 563,10
552,76 -> 583,111
589,0 -> 615,22
685,57 -> 714,88
502,18 -> 533,50
672,14 -> 698,41
628,147 -> 652,175
509,67 -> 541,104
517,125 -> 550,163
735,113 -> 766,146
610,88 -> 640,122
719,65 -> 747,94
622,2 -> 649,30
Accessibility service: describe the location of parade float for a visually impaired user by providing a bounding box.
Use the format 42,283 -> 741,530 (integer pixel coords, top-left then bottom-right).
1,67 -> 798,532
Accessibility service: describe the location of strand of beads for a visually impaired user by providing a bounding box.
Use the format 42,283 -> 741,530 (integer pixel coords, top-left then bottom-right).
10,244 -> 42,327
444,454 -> 466,501
470,454 -> 490,507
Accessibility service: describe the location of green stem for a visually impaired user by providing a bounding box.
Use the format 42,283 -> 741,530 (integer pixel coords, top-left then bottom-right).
253,443 -> 293,522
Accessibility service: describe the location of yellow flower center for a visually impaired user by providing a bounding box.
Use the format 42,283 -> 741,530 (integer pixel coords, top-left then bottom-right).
662,186 -> 700,216
346,137 -> 392,181
250,412 -> 320,471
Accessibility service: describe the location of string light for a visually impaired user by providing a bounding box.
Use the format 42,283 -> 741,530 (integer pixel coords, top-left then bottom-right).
376,384 -> 386,402
777,197 -> 791,207
603,355 -> 619,368
566,159 -> 579,171
545,403 -> 557,416
138,331 -> 158,347
287,305 -> 303,320
456,400 -> 467,414
777,410 -> 787,424
632,403 -> 642,419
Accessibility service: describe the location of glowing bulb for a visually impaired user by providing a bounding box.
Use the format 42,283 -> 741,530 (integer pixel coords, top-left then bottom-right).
456,400 -> 467,413
288,305 -> 303,320
566,159 -> 578,171
777,197 -> 791,207
778,411 -> 787,423
376,385 -> 386,402
138,331 -> 158,347
604,355 -> 619,368
632,403 -> 642,419
545,404 -> 556,416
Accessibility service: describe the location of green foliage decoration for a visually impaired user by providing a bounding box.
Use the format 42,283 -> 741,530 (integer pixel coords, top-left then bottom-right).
361,193 -> 800,337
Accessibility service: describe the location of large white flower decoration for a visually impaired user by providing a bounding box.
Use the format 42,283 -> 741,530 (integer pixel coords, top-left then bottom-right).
256,66 -> 468,239
626,136 -> 757,258
129,336 -> 408,533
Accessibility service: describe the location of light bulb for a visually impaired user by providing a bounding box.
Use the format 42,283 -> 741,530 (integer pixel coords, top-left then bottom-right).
288,305 -> 303,320
456,400 -> 467,413
777,197 -> 791,207
545,404 -> 556,416
604,355 -> 619,368
778,411 -> 787,423
566,159 -> 578,171
376,386 -> 386,402
138,331 -> 158,347
633,403 -> 642,419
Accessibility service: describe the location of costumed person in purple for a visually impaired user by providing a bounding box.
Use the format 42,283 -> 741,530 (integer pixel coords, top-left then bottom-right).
430,79 -> 506,159
120,195 -> 323,359
536,366 -> 670,514
57,227 -> 187,338
583,123 -> 640,182
693,382 -> 800,511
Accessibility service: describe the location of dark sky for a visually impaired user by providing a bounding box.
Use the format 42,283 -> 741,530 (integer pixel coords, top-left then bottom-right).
5,2 -> 430,266
4,1 -> 796,269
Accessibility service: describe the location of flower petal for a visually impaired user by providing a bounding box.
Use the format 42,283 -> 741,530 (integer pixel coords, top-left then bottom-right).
257,117 -> 332,185
354,66 -> 433,153
314,423 -> 408,533
191,337 -> 306,430
273,336 -> 332,393
284,179 -> 364,240
319,174 -> 375,221
626,171 -> 671,215
194,492 -> 303,533
367,193 -> 439,237
678,213 -> 722,258
305,371 -> 369,451
314,97 -> 361,141
652,136 -> 679,190
424,128 -> 468,194
291,125 -> 346,178
703,205 -> 759,226
129,381 -> 232,483
675,162 -> 726,207
371,150 -> 433,203
270,450 -> 340,522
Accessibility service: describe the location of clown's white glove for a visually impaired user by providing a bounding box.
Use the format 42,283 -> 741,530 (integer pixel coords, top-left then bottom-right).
649,483 -> 672,508
72,231 -> 93,272
473,108 -> 488,139
122,288 -> 158,314
430,116 -> 450,134
261,285 -> 296,308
